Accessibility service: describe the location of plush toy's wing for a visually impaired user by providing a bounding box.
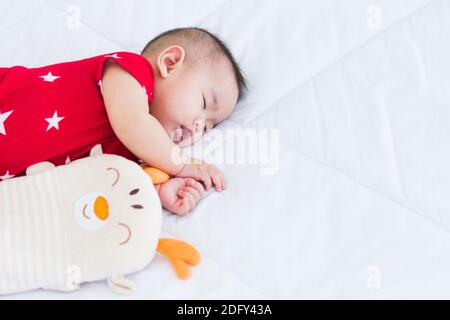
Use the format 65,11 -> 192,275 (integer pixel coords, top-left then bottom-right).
140,165 -> 170,185
157,238 -> 201,279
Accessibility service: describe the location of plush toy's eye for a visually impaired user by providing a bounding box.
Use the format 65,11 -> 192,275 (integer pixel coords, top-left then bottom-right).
107,167 -> 120,187
129,188 -> 140,195
129,189 -> 143,209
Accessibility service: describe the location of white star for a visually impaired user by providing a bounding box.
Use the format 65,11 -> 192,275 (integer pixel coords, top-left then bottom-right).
40,72 -> 60,83
105,53 -> 121,59
45,111 -> 65,132
0,171 -> 15,181
0,110 -> 14,136
65,156 -> 71,164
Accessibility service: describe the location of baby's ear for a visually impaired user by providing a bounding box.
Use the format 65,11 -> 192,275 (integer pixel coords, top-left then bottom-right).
157,46 -> 186,78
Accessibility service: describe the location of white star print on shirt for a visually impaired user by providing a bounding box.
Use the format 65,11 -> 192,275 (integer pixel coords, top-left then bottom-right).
0,171 -> 15,181
105,54 -> 121,59
40,72 -> 61,83
45,111 -> 65,132
0,110 -> 14,136
65,156 -> 71,164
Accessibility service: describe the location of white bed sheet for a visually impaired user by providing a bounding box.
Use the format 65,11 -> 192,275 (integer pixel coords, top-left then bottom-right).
1,0 -> 450,299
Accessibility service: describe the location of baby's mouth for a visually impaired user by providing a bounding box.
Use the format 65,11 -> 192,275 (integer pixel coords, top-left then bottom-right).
172,126 -> 193,144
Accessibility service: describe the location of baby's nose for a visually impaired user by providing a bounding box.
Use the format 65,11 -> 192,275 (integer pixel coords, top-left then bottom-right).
194,120 -> 204,134
94,196 -> 109,221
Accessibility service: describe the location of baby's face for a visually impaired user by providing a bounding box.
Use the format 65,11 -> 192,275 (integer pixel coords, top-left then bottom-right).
150,57 -> 239,147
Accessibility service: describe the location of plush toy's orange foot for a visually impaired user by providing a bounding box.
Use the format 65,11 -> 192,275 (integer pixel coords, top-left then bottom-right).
157,238 -> 201,279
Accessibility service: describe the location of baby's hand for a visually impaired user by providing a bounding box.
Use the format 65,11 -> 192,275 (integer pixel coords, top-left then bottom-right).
176,161 -> 226,192
158,177 -> 206,215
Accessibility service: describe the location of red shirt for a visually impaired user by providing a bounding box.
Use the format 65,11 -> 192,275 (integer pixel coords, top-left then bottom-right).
0,52 -> 154,180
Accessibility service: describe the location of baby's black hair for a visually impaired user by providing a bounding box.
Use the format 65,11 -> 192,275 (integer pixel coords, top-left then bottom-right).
141,27 -> 247,102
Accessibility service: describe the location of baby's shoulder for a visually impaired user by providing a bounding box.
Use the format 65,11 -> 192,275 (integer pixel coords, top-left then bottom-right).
102,61 -> 147,98
98,52 -> 154,104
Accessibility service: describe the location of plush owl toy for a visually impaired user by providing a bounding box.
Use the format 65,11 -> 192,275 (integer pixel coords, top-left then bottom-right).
0,145 -> 200,295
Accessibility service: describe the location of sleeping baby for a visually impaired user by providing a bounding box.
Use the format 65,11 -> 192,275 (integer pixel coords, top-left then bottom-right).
0,27 -> 247,215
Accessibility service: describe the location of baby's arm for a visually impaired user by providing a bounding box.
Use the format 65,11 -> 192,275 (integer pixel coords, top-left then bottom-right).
102,61 -> 225,191
102,61 -> 185,175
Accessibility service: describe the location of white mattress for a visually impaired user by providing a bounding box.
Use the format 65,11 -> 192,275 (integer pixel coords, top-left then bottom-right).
1,0 -> 450,299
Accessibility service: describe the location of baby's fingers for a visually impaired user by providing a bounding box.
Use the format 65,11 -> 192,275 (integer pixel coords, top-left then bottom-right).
209,167 -> 225,192
183,186 -> 202,203
211,172 -> 225,192
197,170 -> 212,191
185,178 -> 205,197
178,190 -> 196,211
173,198 -> 190,216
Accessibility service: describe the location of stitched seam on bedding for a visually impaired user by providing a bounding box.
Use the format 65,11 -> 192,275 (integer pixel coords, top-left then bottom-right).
226,0 -> 450,235
41,0 -> 124,50
216,0 -> 450,235
238,0 -> 437,127
209,116 -> 450,240
199,121 -> 450,296
42,0 -> 233,52
277,140 -> 450,238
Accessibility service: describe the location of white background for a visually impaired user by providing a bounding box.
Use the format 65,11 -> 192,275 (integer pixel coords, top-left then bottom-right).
1,0 -> 450,299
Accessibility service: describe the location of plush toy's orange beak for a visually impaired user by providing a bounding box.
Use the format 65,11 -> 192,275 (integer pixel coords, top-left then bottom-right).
94,196 -> 109,221
157,238 -> 201,279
